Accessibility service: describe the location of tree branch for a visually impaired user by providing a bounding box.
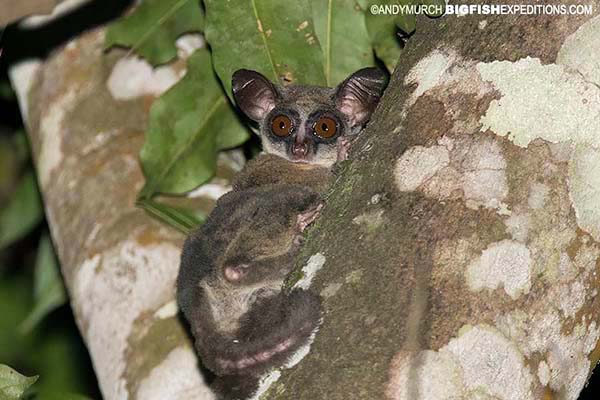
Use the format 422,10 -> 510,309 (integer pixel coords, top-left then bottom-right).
10,28 -> 221,400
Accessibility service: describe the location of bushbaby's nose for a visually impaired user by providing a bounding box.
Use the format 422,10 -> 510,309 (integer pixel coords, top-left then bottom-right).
292,141 -> 308,157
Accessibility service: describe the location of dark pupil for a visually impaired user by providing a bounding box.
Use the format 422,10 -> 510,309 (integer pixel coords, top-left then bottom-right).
321,122 -> 328,132
279,121 -> 286,130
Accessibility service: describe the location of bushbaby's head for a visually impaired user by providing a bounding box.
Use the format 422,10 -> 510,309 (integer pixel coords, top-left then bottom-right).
232,68 -> 387,166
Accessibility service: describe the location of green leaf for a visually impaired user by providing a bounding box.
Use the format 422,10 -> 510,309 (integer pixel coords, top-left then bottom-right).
19,234 -> 66,334
310,0 -> 376,86
0,365 -> 38,400
136,198 -> 204,234
419,0 -> 446,17
0,171 -> 42,249
105,0 -> 204,66
365,0 -> 414,72
395,0 -> 416,34
204,0 -> 326,95
140,48 -> 248,195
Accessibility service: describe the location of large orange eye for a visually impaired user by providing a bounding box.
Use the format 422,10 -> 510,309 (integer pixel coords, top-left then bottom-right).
313,117 -> 337,139
271,115 -> 293,137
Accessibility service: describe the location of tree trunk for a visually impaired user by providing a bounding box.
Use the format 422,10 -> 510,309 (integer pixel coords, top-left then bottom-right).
10,2 -> 600,400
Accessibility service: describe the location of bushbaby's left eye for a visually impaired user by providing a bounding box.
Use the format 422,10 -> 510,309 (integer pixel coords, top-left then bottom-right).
313,116 -> 337,139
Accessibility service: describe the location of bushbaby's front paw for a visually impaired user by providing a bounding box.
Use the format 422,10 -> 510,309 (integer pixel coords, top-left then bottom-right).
296,203 -> 324,232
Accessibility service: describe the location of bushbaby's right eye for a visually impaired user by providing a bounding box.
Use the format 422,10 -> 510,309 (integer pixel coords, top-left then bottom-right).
271,115 -> 293,137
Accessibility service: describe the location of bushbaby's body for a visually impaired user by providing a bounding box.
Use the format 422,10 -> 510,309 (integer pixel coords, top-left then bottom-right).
177,157 -> 327,398
177,67 -> 386,399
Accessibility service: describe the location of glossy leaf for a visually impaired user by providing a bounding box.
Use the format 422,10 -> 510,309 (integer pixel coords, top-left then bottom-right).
105,0 -> 204,65
0,171 -> 43,249
19,234 -> 66,334
204,0 -> 326,95
310,0 -> 376,86
139,48 -> 249,195
0,364 -> 38,400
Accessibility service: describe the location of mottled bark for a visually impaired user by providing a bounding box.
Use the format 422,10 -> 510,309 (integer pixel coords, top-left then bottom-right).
263,5 -> 600,400
9,2 -> 600,400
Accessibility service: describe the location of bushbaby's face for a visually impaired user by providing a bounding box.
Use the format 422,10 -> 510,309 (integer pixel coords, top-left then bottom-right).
232,67 -> 387,167
259,84 -> 346,166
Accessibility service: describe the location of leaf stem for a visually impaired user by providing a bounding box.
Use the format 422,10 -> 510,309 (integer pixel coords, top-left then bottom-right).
135,197 -> 203,234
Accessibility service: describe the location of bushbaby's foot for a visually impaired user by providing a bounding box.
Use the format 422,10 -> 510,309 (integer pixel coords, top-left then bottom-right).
296,203 -> 324,232
337,136 -> 356,161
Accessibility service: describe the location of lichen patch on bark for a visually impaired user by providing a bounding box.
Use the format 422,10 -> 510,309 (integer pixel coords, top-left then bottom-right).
466,239 -> 532,300
568,146 -> 600,242
293,253 -> 326,290
495,310 -> 599,400
386,324 -> 534,400
394,134 -> 509,213
394,145 -> 450,191
477,57 -> 600,149
557,15 -> 600,86
403,50 -> 457,110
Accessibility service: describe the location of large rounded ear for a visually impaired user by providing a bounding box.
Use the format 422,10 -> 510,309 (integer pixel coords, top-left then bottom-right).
232,69 -> 279,122
334,67 -> 387,129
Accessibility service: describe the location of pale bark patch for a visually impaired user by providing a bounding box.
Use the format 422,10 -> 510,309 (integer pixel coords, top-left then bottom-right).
8,60 -> 42,123
175,34 -> 206,59
568,145 -> 600,242
445,325 -> 533,400
527,182 -> 550,210
466,239 -> 532,300
495,307 -> 600,400
154,300 -> 179,320
294,253 -> 326,290
386,325 -> 534,400
394,145 -> 450,191
504,211 -> 530,243
107,58 -> 181,101
404,50 -> 456,108
136,347 -> 214,400
557,14 -> 600,86
38,89 -> 77,187
386,350 -> 464,400
537,361 -> 551,387
477,57 -> 600,149
395,136 -> 508,213
74,239 -> 181,400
